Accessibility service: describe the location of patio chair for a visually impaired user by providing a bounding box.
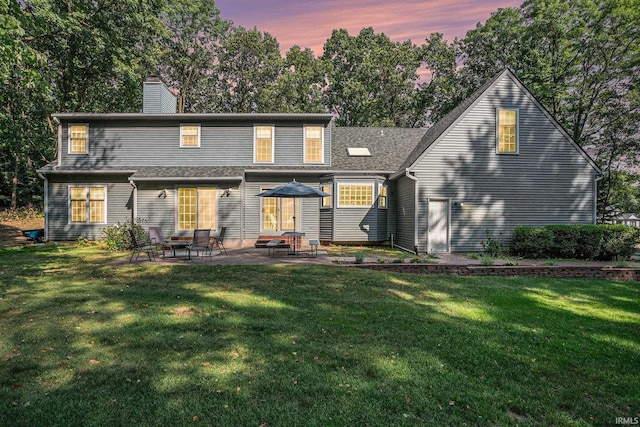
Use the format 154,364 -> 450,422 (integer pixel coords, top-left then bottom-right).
213,226 -> 227,255
149,226 -> 168,258
129,229 -> 155,262
187,229 -> 213,261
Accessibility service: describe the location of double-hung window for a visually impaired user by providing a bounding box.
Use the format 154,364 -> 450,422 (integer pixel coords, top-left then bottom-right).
70,186 -> 106,223
337,183 -> 374,208
304,126 -> 324,163
320,184 -> 332,208
497,109 -> 518,154
180,124 -> 200,147
378,183 -> 388,208
254,126 -> 274,163
177,187 -> 217,231
69,124 -> 88,154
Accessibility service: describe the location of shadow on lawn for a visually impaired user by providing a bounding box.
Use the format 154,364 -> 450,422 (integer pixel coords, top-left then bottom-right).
1,247 -> 639,425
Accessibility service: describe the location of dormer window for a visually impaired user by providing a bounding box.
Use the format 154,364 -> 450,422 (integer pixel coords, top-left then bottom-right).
304,126 -> 324,163
497,109 -> 518,154
180,124 -> 200,148
69,124 -> 88,154
254,125 -> 274,163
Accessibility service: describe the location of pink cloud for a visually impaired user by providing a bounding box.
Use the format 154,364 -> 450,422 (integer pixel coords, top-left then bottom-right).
217,0 -> 522,56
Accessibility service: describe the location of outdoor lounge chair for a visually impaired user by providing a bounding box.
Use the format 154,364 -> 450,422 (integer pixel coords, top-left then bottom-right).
187,229 -> 213,261
129,229 -> 155,262
213,226 -> 227,255
149,226 -> 169,257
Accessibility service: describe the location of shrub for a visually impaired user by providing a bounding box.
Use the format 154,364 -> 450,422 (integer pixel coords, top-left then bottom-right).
354,251 -> 366,264
481,230 -> 504,257
510,224 -> 640,260
599,225 -> 640,260
102,218 -> 148,251
511,227 -> 553,258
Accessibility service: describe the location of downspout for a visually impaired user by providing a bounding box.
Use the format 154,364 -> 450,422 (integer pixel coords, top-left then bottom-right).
130,180 -> 137,220
594,174 -> 603,224
38,172 -> 48,242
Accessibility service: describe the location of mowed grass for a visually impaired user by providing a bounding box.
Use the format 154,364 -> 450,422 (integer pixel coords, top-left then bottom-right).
1,245 -> 639,426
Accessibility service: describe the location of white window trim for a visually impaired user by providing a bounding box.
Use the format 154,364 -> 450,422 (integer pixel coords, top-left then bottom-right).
336,182 -> 375,208
303,125 -> 324,164
496,108 -> 519,155
174,187 -> 218,232
180,124 -> 201,148
253,125 -> 275,164
68,123 -> 89,154
260,188 -> 300,232
320,183 -> 332,209
378,183 -> 388,209
67,185 -> 107,224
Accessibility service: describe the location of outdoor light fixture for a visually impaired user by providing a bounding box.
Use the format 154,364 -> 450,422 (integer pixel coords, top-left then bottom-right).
158,189 -> 167,198
221,189 -> 231,198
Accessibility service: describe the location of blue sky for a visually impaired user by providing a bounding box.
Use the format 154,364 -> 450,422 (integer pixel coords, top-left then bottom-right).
215,0 -> 523,56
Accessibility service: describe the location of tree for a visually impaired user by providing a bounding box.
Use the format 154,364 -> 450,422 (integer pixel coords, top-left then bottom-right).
257,46 -> 326,113
322,27 -> 422,127
157,0 -> 231,113
216,26 -> 283,113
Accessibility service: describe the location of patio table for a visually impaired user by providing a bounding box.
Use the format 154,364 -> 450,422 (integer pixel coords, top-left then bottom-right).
282,231 -> 305,256
165,239 -> 191,258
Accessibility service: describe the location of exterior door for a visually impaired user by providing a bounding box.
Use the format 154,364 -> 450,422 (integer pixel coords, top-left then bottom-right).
428,199 -> 449,253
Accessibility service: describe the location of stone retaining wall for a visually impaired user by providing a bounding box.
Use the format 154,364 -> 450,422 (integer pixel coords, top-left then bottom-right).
352,264 -> 640,281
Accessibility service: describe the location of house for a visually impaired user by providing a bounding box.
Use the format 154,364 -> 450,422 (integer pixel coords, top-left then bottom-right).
612,213 -> 640,228
37,70 -> 601,253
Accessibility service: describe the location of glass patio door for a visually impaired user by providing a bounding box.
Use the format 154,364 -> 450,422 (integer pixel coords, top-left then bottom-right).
262,195 -> 297,231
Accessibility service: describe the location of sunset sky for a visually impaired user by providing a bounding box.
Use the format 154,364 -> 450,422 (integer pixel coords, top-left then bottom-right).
215,0 -> 523,56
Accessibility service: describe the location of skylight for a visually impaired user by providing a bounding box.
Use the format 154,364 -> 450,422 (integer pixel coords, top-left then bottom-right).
347,147 -> 371,157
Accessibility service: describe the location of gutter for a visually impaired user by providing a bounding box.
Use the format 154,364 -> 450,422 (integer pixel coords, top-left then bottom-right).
594,174 -> 604,224
246,169 -> 395,176
128,176 -> 244,182
130,180 -> 137,219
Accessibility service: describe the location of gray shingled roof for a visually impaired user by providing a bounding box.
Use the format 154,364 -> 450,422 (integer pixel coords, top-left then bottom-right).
331,126 -> 427,171
129,166 -> 244,179
396,70 -> 507,173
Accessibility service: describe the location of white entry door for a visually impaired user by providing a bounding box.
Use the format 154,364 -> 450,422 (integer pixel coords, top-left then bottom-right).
428,199 -> 449,253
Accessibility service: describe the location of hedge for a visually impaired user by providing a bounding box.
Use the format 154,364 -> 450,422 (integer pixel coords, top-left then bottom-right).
511,224 -> 640,260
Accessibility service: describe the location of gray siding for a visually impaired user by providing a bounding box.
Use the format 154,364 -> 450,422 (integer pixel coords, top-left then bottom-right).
135,182 -> 242,240
395,175 -> 416,252
60,121 -> 331,168
320,209 -> 333,240
143,82 -> 177,113
47,175 -> 133,241
332,178 -> 387,242
412,75 -> 596,252
244,176 -> 321,241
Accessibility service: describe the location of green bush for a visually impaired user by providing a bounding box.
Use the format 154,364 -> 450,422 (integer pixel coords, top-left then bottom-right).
510,224 -> 640,260
599,225 -> 640,260
511,227 -> 553,258
102,218 -> 148,251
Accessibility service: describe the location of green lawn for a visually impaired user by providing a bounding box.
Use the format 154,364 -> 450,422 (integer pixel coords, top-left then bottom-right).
1,244 -> 639,426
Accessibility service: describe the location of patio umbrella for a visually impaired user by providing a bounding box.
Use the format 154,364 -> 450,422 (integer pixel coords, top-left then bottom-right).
257,180 -> 329,232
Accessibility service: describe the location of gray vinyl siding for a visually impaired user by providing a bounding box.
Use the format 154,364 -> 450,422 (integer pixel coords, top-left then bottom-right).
142,82 -> 176,114
135,181 -> 242,240
46,175 -> 133,241
332,178 -> 387,242
320,210 -> 333,240
243,177 -> 321,241
59,121 -> 331,168
395,175 -> 416,252
412,75 -> 596,252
